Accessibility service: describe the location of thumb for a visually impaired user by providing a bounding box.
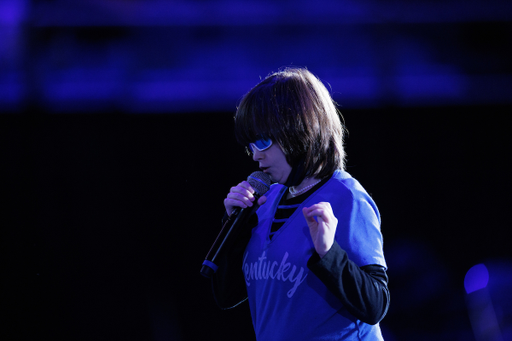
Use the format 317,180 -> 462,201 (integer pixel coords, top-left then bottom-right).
257,195 -> 267,206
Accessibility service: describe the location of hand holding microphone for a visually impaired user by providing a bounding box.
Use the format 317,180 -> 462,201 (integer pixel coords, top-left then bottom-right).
224,180 -> 268,216
200,171 -> 271,278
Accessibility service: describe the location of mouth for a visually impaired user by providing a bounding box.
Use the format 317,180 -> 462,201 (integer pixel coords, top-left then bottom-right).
260,167 -> 269,173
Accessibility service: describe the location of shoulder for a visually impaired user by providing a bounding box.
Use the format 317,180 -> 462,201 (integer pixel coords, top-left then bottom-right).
324,170 -> 372,201
320,170 -> 380,218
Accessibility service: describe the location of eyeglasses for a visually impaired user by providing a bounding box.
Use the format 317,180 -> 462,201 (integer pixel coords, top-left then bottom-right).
249,136 -> 273,153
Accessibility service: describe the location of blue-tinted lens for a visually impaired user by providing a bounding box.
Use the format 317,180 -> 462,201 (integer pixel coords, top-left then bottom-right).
249,137 -> 273,152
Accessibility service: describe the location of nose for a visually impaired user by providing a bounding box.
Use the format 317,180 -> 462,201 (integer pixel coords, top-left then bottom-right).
252,149 -> 264,161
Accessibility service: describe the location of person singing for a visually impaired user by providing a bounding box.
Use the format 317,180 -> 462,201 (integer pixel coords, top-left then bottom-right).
211,67 -> 389,340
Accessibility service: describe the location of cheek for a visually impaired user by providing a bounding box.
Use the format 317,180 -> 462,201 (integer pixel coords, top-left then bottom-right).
280,160 -> 293,177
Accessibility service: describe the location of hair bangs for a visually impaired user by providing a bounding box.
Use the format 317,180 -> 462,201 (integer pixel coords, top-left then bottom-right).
235,81 -> 282,147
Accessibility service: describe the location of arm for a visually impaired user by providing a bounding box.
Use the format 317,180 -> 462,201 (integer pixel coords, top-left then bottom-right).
307,241 -> 389,325
303,201 -> 389,324
211,180 -> 266,309
211,212 -> 257,309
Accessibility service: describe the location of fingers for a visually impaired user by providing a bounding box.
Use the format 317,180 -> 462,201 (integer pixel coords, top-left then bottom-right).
302,202 -> 335,223
304,202 -> 332,214
224,180 -> 262,215
237,180 -> 255,194
226,191 -> 254,206
302,207 -> 317,224
303,202 -> 338,258
304,208 -> 328,222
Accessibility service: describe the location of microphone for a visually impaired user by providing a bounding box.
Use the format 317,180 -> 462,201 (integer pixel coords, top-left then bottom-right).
200,171 -> 271,278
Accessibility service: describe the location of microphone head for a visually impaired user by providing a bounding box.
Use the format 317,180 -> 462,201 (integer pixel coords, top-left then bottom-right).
247,171 -> 271,196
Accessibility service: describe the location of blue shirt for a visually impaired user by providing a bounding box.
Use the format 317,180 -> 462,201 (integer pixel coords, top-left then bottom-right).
242,170 -> 386,340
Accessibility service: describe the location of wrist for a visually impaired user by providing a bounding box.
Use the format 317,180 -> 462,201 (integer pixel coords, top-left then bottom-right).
317,242 -> 333,259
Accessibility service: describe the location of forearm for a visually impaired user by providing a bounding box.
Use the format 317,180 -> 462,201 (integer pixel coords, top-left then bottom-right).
307,241 -> 390,325
211,213 -> 256,309
211,248 -> 248,309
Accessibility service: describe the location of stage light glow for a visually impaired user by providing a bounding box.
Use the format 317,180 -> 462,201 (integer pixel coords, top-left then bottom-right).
464,263 -> 489,294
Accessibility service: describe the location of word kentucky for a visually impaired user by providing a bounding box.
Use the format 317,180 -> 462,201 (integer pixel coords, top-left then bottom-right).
242,251 -> 308,298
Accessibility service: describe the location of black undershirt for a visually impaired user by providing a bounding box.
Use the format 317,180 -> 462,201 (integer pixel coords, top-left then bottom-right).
269,177 -> 330,239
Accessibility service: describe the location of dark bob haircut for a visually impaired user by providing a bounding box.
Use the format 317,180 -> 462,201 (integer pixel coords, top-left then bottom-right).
234,67 -> 346,180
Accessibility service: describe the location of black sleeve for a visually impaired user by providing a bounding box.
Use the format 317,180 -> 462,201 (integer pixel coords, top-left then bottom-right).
307,241 -> 390,325
210,212 -> 258,309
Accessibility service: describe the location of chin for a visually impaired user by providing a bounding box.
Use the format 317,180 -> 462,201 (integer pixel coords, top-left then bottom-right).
269,175 -> 280,184
274,177 -> 288,185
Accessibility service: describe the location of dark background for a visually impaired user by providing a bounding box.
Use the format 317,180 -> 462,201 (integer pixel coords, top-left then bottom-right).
2,1 -> 512,340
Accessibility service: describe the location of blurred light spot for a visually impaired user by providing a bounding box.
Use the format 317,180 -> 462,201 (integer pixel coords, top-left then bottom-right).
465,263 -> 489,294
0,0 -> 27,25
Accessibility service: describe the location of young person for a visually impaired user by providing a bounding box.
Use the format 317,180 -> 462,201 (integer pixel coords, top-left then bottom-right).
212,67 -> 389,340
